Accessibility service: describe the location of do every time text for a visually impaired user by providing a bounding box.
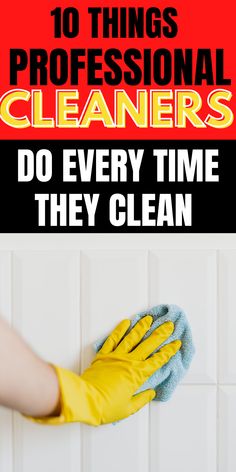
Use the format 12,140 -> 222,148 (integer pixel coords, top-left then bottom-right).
17,147 -> 220,228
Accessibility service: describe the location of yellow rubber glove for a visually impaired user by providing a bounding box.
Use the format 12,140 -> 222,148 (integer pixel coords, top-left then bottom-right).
28,316 -> 181,426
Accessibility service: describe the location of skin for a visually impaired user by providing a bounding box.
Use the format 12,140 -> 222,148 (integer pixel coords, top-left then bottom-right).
0,316 -> 60,417
0,315 -> 180,422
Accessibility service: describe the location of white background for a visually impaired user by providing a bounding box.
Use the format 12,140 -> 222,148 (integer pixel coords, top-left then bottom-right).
0,234 -> 235,472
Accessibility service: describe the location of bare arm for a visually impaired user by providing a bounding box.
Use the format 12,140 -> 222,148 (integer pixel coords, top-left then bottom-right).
0,316 -> 60,417
0,315 -> 181,426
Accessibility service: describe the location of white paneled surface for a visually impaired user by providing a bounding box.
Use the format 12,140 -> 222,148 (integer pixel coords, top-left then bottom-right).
81,251 -> 149,472
219,386 -> 236,472
0,235 -> 235,472
150,386 -> 217,472
12,251 -> 80,368
12,252 -> 81,472
0,407 -> 12,472
219,251 -> 236,383
149,250 -> 217,383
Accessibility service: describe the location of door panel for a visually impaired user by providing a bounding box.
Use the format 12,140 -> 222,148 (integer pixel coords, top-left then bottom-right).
149,250 -> 217,383
12,251 -> 81,472
81,250 -> 149,472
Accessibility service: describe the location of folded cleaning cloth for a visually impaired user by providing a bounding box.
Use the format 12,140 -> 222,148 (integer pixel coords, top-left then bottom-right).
94,304 -> 195,402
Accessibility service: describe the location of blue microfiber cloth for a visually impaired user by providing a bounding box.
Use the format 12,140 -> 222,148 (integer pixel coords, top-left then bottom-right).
94,304 -> 195,402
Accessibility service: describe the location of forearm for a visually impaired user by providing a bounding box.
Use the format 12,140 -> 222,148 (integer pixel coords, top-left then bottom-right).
0,316 -> 60,417
0,314 -> 181,427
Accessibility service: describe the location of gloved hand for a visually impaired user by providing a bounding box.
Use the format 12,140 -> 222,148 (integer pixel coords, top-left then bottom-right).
28,316 -> 181,426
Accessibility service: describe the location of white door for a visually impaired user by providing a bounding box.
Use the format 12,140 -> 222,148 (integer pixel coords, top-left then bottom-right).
0,234 -> 235,472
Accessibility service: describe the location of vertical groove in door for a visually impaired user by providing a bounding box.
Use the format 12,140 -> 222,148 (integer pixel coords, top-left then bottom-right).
69,251 -> 82,472
216,250 -> 220,472
147,249 -> 152,472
